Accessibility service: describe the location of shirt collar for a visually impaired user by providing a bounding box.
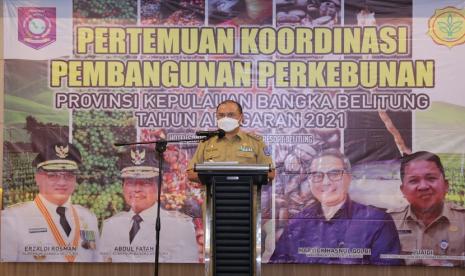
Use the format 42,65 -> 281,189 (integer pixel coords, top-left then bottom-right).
405,206 -> 416,221
130,203 -> 157,222
236,130 -> 246,140
321,200 -> 346,220
215,129 -> 245,141
406,203 -> 450,225
38,193 -> 72,212
314,198 -> 351,220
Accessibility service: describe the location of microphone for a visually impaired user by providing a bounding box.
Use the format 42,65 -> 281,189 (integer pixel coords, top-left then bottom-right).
195,129 -> 226,139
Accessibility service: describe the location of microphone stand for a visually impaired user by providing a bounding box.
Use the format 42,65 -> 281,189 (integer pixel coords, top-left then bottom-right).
115,136 -> 212,276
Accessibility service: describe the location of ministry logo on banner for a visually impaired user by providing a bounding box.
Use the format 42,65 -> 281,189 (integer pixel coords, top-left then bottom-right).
18,7 -> 56,50
428,6 -> 465,48
3,0 -> 72,60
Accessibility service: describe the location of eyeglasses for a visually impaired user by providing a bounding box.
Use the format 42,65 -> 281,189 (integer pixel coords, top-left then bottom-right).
216,112 -> 240,119
42,171 -> 76,181
309,169 -> 346,183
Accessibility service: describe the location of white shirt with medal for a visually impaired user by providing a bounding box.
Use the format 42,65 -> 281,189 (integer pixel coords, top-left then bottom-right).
1,194 -> 99,262
99,203 -> 199,263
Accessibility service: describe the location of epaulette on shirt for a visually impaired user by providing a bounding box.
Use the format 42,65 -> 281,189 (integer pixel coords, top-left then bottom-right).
5,201 -> 29,209
449,202 -> 465,212
73,204 -> 96,216
164,209 -> 192,221
246,132 -> 263,141
387,204 -> 409,214
367,204 -> 388,212
103,211 -> 128,223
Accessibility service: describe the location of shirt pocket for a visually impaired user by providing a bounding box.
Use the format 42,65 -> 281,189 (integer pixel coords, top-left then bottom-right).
398,231 -> 416,254
236,151 -> 256,163
205,151 -> 220,161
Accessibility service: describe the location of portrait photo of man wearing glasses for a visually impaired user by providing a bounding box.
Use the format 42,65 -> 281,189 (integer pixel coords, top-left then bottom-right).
269,149 -> 401,265
1,138 -> 99,262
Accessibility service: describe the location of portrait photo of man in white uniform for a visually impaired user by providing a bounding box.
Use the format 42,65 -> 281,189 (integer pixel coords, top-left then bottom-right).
1,138 -> 99,262
99,146 -> 199,263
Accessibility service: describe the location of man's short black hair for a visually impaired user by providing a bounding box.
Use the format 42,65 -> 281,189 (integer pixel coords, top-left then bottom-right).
216,100 -> 243,114
400,151 -> 445,181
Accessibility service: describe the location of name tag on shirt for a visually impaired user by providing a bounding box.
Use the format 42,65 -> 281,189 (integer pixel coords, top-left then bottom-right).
29,227 -> 48,233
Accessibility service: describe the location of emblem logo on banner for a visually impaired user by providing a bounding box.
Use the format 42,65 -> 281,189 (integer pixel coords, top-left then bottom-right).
428,7 -> 465,48
18,7 -> 56,50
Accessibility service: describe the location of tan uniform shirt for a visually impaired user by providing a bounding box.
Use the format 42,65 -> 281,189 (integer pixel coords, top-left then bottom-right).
187,130 -> 273,170
388,202 -> 465,266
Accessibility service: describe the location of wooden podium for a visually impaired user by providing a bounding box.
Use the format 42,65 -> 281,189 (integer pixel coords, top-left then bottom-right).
195,163 -> 270,276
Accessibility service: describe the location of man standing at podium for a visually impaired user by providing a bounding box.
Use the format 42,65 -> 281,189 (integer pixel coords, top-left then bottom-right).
187,100 -> 275,181
187,99 -> 275,273
99,146 -> 199,262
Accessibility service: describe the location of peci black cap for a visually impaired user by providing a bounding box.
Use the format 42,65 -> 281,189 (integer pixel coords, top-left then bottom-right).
119,146 -> 159,179
32,141 -> 81,171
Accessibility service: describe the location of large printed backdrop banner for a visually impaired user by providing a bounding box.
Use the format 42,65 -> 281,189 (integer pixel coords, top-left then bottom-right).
1,0 -> 465,267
